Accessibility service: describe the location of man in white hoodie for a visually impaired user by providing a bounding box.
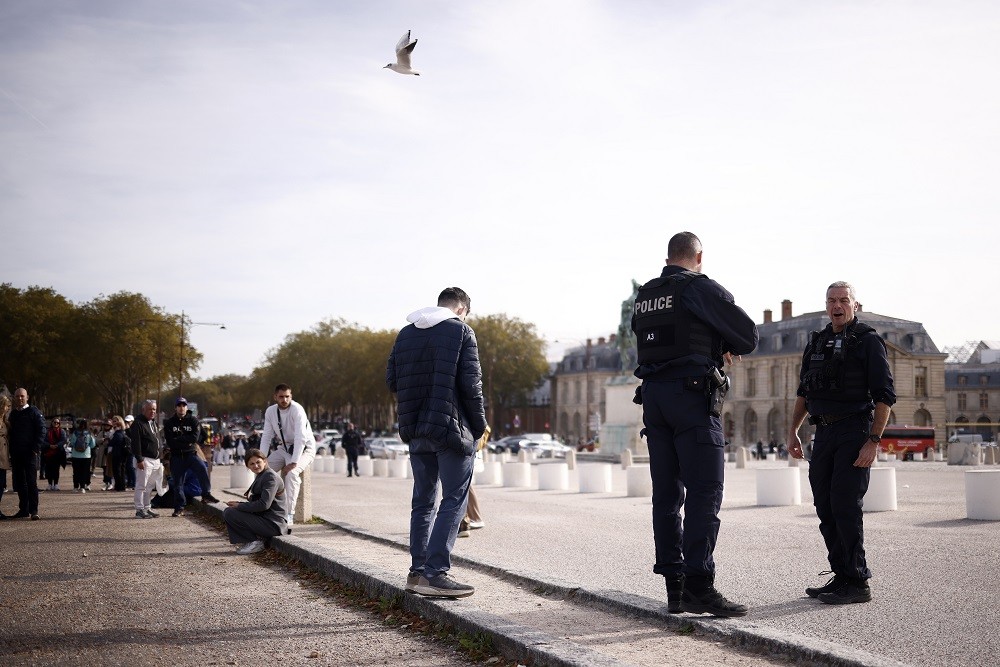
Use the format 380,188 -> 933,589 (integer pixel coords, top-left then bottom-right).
386,287 -> 488,598
260,384 -> 315,530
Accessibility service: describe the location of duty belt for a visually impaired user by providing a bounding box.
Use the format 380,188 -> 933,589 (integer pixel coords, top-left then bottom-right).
808,412 -> 860,427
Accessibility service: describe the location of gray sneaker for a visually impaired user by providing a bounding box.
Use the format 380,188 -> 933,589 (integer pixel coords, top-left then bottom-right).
135,510 -> 150,519
405,572 -> 420,593
413,573 -> 475,598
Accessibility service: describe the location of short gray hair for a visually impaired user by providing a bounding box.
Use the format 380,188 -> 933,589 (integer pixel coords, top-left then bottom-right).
827,281 -> 856,301
142,399 -> 157,409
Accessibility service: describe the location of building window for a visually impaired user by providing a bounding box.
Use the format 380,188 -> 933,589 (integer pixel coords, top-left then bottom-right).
981,375 -> 990,386
574,380 -> 581,404
746,368 -> 757,397
958,393 -> 967,410
981,392 -> 989,410
958,375 -> 967,386
770,366 -> 781,397
915,367 -> 927,398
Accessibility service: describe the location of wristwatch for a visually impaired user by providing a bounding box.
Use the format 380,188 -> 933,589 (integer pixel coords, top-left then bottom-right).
868,434 -> 881,444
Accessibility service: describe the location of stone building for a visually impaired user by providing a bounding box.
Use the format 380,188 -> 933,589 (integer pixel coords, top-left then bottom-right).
724,300 -> 948,447
943,341 -> 1000,441
551,335 -> 623,444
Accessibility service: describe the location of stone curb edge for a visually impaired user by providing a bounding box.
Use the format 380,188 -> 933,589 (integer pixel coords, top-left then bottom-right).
309,512 -> 910,667
198,501 -> 633,667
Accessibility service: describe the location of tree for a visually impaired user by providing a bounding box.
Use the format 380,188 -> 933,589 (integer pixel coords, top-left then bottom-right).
468,314 -> 549,428
0,283 -> 76,412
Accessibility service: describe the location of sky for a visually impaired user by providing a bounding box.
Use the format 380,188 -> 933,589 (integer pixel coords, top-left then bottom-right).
3,1 -> 999,379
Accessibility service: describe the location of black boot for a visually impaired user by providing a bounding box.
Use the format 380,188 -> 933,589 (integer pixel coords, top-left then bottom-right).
806,571 -> 847,598
680,574 -> 748,618
819,578 -> 871,605
665,575 -> 684,613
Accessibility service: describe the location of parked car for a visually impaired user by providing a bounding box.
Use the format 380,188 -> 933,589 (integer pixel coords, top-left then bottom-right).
368,436 -> 408,459
519,439 -> 573,458
489,435 -> 527,454
315,434 -> 338,456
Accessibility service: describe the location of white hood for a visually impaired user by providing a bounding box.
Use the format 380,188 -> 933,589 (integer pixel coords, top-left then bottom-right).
406,306 -> 458,329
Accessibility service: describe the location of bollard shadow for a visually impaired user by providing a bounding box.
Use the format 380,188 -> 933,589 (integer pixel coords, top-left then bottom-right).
915,518 -> 987,529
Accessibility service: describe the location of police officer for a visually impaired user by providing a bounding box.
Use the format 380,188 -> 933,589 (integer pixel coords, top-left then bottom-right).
631,232 -> 758,617
788,281 -> 895,605
164,397 -> 219,517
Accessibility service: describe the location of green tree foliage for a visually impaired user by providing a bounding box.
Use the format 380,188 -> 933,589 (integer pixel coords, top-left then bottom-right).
73,292 -> 188,415
467,313 -> 549,426
0,283 -> 76,411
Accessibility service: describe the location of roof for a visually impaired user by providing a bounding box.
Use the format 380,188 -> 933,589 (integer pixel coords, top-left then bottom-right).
752,310 -> 944,357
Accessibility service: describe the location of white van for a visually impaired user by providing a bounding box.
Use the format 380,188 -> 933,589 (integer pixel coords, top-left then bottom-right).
948,433 -> 983,444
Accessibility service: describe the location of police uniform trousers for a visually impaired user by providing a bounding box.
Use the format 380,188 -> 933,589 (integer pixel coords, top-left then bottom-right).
641,378 -> 726,578
808,412 -> 873,580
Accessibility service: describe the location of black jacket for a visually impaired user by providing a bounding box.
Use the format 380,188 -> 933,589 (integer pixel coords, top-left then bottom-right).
386,314 -> 487,455
341,428 -> 363,453
9,405 -> 46,456
164,413 -> 200,455
129,416 -> 161,462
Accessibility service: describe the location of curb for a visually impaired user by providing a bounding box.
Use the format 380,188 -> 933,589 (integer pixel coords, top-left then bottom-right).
200,500 -> 907,667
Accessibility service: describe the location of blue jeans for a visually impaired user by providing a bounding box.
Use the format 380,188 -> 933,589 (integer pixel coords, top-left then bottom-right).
170,451 -> 212,510
409,447 -> 474,580
641,378 -> 726,578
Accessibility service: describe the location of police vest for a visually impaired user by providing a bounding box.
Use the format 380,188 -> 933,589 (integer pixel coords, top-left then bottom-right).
633,271 -> 718,365
799,320 -> 876,403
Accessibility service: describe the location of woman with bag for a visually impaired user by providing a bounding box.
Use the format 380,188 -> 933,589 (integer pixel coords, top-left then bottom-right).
223,448 -> 286,555
108,416 -> 131,492
69,419 -> 96,493
42,418 -> 68,491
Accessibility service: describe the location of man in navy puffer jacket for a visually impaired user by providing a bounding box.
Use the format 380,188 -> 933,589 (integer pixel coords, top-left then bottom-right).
386,287 -> 488,598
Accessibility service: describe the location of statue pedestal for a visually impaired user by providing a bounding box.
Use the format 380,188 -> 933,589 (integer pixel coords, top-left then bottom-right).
599,375 -> 646,456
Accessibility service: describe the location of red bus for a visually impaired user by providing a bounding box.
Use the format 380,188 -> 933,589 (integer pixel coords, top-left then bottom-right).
880,426 -> 935,460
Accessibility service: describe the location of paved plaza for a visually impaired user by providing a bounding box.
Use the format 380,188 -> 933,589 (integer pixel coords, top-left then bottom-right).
239,454 -> 1000,667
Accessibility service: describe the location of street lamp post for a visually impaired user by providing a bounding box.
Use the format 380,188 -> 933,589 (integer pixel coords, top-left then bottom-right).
140,310 -> 225,399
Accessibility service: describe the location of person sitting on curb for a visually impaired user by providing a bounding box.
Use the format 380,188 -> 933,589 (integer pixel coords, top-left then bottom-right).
223,448 -> 286,555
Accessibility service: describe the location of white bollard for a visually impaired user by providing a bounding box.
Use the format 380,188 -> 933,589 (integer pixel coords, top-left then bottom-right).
502,462 -> 532,488
517,449 -> 528,463
735,446 -> 747,469
626,464 -> 652,497
885,454 -> 897,462
372,458 -> 389,477
388,458 -> 409,478
766,452 -> 777,461
911,451 -> 923,462
621,449 -> 633,470
476,461 -> 502,485
357,456 -> 373,476
578,463 -> 613,493
333,457 -> 348,475
537,463 -> 570,490
755,468 -> 801,506
230,464 -> 253,488
965,469 -> 1000,520
565,449 -> 577,471
864,467 -> 897,512
935,451 -> 945,462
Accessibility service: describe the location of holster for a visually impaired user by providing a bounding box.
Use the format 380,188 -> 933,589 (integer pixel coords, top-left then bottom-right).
707,367 -> 730,418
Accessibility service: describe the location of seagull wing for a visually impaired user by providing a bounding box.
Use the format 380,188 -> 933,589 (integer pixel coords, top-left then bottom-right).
394,31 -> 417,68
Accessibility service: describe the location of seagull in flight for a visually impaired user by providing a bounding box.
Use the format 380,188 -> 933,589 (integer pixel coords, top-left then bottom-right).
385,30 -> 420,75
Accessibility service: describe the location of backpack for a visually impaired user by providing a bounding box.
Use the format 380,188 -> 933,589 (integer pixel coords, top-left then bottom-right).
73,433 -> 89,453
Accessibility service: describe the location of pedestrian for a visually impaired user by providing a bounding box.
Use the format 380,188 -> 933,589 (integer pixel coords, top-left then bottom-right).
386,286 -> 488,598
129,400 -> 163,519
0,394 -> 11,519
123,414 -> 136,489
630,232 -> 758,617
164,397 -> 219,517
260,384 -> 315,529
8,387 -> 46,520
341,422 -> 363,477
223,448 -> 286,555
42,418 -> 68,491
787,281 -> 895,605
69,419 -> 96,492
234,436 -> 246,464
108,416 -> 131,491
